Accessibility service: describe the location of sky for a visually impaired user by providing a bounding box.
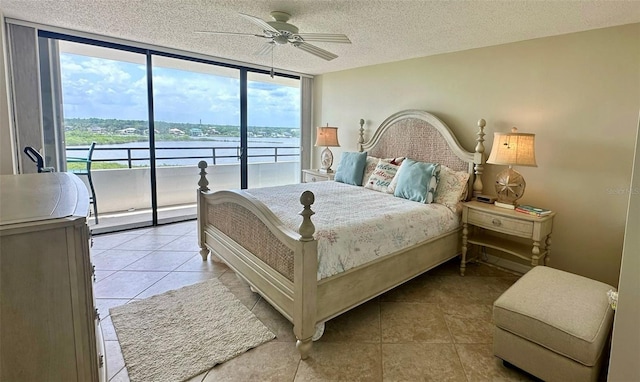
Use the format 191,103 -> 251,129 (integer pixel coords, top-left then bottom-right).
59,53 -> 301,128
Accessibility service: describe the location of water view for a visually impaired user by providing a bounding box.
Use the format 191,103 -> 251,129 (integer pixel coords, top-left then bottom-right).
67,137 -> 301,167
55,42 -> 302,228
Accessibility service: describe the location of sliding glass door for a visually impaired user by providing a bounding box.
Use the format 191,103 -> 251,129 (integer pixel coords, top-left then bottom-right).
151,56 -> 241,222
57,40 -> 153,230
38,31 -> 302,232
247,72 -> 301,188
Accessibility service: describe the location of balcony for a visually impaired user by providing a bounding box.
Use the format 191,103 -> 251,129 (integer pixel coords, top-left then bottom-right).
67,145 -> 300,233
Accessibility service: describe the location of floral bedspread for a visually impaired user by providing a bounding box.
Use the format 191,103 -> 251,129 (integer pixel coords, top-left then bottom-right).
245,181 -> 459,280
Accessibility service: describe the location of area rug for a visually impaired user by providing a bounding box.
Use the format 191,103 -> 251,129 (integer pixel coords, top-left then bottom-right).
109,278 -> 275,382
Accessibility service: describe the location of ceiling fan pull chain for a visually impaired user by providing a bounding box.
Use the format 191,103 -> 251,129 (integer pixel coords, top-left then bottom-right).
270,46 -> 275,78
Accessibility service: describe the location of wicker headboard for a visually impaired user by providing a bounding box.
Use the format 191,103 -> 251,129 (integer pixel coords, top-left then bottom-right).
359,110 -> 485,197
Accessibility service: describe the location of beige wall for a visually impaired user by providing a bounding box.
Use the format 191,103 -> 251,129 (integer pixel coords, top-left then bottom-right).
314,24 -> 640,286
0,13 -> 15,174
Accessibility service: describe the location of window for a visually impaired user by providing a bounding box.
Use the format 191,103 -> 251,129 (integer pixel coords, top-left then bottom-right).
31,29 -> 306,232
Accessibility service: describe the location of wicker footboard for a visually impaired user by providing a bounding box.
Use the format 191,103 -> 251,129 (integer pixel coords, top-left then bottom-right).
207,202 -> 295,282
197,162 -> 319,359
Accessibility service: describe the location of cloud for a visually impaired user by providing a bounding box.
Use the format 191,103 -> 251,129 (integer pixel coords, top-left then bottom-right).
60,54 -> 300,127
61,53 -> 148,120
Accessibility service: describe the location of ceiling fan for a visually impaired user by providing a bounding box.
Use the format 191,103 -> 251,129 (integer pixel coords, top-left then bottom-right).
196,11 -> 351,62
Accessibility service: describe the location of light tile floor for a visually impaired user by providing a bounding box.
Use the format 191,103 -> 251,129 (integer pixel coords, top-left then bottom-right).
93,220 -> 538,382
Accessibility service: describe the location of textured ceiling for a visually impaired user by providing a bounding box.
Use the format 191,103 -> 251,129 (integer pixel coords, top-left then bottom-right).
2,0 -> 639,76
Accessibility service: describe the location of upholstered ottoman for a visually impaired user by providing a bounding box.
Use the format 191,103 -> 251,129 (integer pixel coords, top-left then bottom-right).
493,266 -> 615,382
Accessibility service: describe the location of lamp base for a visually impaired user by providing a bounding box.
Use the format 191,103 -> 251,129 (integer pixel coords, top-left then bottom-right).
320,147 -> 334,173
494,166 -> 526,206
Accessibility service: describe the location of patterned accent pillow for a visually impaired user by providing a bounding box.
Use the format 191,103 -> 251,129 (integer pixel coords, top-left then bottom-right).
362,156 -> 380,185
364,159 -> 400,193
434,166 -> 471,213
393,159 -> 440,204
363,156 -> 405,187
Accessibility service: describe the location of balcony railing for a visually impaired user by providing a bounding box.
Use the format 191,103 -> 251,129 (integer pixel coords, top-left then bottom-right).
66,144 -> 301,168
65,144 -> 301,220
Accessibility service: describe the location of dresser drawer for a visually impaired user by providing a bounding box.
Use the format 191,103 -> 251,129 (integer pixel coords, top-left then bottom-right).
467,209 -> 533,237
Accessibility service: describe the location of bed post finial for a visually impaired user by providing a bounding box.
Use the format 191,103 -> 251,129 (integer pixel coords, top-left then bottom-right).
358,119 -> 365,152
198,161 -> 210,192
473,119 -> 486,197
298,191 -> 316,241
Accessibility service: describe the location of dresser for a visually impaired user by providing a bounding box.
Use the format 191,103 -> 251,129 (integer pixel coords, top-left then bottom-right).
0,173 -> 106,381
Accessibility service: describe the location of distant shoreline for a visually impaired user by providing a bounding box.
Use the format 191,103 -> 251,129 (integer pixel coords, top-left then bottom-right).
64,117 -> 300,145
65,136 -> 298,147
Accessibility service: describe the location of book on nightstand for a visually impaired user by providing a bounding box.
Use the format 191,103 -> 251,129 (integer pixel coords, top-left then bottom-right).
494,201 -> 516,209
515,205 -> 552,217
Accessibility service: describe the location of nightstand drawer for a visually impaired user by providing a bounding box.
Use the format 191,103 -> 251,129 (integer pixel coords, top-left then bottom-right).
303,172 -> 321,183
302,170 -> 334,183
467,209 -> 533,237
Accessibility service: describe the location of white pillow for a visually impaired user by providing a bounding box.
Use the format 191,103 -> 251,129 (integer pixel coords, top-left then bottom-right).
434,166 -> 470,212
386,159 -> 405,194
364,159 -> 400,193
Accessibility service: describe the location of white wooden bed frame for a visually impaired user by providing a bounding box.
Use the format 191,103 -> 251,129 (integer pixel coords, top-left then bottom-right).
197,110 -> 486,359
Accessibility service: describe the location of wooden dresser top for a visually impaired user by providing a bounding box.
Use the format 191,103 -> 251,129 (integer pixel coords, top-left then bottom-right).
0,173 -> 89,226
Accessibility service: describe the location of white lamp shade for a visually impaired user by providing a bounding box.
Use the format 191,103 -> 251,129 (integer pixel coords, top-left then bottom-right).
487,129 -> 537,167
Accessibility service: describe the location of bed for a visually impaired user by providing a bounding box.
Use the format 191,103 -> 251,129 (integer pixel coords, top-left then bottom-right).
197,109 -> 486,359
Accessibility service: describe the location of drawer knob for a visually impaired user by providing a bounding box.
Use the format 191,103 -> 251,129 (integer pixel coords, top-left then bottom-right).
492,218 -> 502,227
311,177 -> 317,182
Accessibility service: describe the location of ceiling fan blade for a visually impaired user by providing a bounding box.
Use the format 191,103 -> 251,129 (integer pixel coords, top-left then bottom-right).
255,42 -> 274,56
294,33 -> 351,44
293,42 -> 338,61
194,31 -> 268,38
239,13 -> 280,35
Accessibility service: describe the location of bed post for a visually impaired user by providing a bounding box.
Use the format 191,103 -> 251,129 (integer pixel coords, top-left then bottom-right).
358,119 -> 365,152
473,119 -> 486,197
197,161 -> 210,261
294,190 -> 318,360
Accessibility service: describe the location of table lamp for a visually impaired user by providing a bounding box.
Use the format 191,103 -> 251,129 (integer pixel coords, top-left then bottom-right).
486,127 -> 537,208
315,124 -> 340,173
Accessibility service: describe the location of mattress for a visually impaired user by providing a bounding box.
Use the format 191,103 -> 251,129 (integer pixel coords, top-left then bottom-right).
245,181 -> 459,280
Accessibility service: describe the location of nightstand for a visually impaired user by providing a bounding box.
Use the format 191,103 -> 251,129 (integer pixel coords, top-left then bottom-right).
302,169 -> 335,183
460,201 -> 555,276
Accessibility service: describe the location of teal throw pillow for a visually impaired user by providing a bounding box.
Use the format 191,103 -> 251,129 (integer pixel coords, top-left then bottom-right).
334,151 -> 368,186
393,158 -> 440,203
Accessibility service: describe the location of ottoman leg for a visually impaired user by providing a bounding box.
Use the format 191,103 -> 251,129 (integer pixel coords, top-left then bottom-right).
502,359 -> 543,381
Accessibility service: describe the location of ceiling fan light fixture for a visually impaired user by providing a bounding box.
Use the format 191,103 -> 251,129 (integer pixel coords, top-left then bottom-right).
266,21 -> 299,35
273,34 -> 289,45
